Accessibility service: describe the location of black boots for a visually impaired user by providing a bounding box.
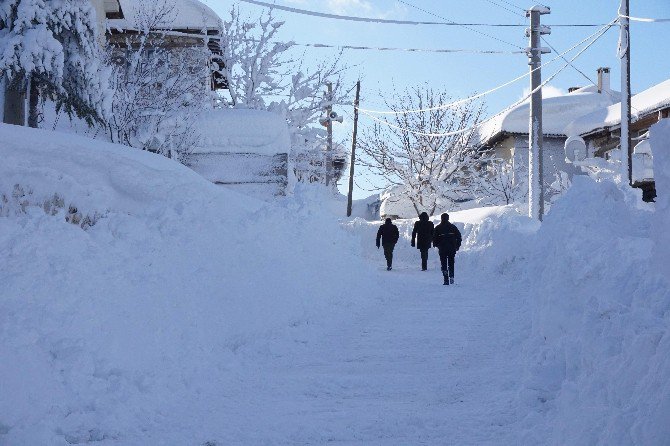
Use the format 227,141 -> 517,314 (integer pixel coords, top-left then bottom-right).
443,271 -> 454,285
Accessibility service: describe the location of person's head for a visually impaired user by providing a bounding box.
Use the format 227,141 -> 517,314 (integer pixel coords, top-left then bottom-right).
385,218 -> 392,225
419,212 -> 429,222
441,213 -> 450,223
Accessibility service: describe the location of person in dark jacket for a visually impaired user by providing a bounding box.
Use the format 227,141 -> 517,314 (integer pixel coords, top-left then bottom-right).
432,213 -> 462,285
376,218 -> 400,270
411,212 -> 434,271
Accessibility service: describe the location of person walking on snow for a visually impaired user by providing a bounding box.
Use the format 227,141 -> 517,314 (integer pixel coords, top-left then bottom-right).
376,218 -> 400,270
433,213 -> 462,285
411,212 -> 434,271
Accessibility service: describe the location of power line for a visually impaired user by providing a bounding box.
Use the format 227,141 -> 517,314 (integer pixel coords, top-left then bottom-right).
495,0 -> 527,12
358,20 -> 617,115
358,20 -> 616,138
482,0 -> 525,18
540,35 -> 641,114
396,0 -> 524,49
238,0 -> 607,28
265,40 -> 524,54
618,14 -> 670,23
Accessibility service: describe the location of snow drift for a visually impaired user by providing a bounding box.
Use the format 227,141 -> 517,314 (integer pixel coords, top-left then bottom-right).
518,120 -> 670,444
0,124 -> 377,445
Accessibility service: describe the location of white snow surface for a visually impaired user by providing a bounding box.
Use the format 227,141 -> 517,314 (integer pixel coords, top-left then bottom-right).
477,86 -> 620,143
192,108 -> 290,155
565,78 -> 670,137
109,0 -> 221,30
1,124 -> 669,444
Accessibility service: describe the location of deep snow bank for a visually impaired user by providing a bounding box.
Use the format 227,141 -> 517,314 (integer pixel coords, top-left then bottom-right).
0,124 -> 378,445
518,120 -> 670,445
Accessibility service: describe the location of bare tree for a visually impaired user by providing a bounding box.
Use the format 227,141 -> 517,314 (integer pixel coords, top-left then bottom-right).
359,86 -> 486,216
475,156 -> 527,206
219,7 -> 349,183
105,0 -> 212,160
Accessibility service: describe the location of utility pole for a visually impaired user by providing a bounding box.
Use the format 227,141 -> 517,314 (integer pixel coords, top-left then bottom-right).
325,82 -> 334,188
347,80 -> 361,217
526,5 -> 551,221
619,0 -> 633,185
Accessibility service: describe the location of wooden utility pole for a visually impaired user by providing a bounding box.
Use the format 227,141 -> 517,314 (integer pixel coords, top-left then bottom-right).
325,82 -> 333,188
347,80 -> 361,217
619,0 -> 633,185
526,5 -> 551,221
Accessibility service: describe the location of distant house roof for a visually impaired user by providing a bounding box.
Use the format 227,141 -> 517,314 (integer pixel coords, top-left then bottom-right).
108,0 -> 221,31
564,79 -> 670,137
476,85 -> 620,146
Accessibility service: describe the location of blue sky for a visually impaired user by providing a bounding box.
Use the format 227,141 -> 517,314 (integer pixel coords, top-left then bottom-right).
203,0 -> 670,198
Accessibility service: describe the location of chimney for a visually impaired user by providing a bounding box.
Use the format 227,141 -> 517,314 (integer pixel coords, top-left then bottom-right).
597,67 -> 611,94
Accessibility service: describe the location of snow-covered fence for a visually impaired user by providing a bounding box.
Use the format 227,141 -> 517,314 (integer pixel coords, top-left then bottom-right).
184,152 -> 289,197
185,108 -> 292,198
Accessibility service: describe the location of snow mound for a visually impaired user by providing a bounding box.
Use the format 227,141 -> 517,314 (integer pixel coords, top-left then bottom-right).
650,119 -> 670,270
519,172 -> 670,444
0,124 -> 376,445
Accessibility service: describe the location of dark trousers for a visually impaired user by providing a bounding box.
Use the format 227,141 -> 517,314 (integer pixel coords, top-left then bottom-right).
439,250 -> 455,278
420,248 -> 429,270
383,244 -> 395,268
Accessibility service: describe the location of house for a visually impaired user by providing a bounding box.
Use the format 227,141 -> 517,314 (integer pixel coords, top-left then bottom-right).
100,0 -> 227,91
184,108 -> 291,198
475,68 -> 620,197
564,79 -> 670,201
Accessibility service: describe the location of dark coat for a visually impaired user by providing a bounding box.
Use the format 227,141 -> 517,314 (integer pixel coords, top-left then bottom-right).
412,213 -> 434,250
376,220 -> 400,247
433,221 -> 462,255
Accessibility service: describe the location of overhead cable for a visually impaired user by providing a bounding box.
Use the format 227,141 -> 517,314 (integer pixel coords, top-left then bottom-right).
358,19 -> 618,115
251,39 -> 524,54
482,0 -> 525,17
540,35 -> 641,114
618,14 -> 670,23
237,0 -> 605,28
396,0 -> 524,49
358,21 -> 616,138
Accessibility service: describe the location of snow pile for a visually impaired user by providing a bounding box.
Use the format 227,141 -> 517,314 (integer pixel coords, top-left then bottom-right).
518,151 -> 670,442
0,124 -> 376,445
650,119 -> 670,269
193,108 -> 290,155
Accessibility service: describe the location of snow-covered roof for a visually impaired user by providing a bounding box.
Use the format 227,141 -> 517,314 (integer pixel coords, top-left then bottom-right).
109,0 -> 221,31
193,108 -> 290,156
476,85 -> 620,145
564,79 -> 670,137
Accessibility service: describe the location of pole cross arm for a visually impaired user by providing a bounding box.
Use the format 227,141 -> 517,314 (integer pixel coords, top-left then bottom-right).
525,25 -> 551,37
525,47 -> 552,56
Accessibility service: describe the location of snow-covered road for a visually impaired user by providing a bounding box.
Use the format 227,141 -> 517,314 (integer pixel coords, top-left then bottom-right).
221,259 -> 530,445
